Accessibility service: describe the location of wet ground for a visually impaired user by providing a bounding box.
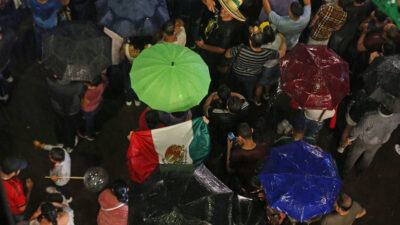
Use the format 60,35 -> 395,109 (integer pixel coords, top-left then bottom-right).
1,24 -> 400,225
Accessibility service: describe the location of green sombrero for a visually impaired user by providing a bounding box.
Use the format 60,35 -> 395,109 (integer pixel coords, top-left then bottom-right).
218,0 -> 246,22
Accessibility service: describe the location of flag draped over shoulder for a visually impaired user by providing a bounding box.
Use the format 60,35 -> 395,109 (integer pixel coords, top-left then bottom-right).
126,117 -> 211,183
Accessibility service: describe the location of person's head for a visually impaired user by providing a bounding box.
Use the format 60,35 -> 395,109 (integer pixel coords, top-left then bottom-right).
384,24 -> 399,40
220,7 -> 233,20
382,39 -> 398,55
217,84 -> 231,107
226,96 -> 242,114
40,202 -> 61,225
249,32 -> 265,48
263,25 -> 276,44
288,2 -> 304,19
86,75 -> 102,87
336,0 -> 345,8
49,148 -> 65,163
379,103 -> 393,116
162,20 -> 176,37
334,193 -> 353,214
219,0 -> 246,22
111,179 -> 129,204
145,110 -> 162,129
0,157 -> 27,177
373,9 -> 387,23
237,122 -> 253,140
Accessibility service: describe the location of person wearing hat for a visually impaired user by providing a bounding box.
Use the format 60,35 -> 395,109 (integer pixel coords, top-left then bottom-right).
1,157 -> 33,222
196,0 -> 245,74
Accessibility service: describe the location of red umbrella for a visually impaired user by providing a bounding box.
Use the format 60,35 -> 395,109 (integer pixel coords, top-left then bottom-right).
280,44 -> 349,110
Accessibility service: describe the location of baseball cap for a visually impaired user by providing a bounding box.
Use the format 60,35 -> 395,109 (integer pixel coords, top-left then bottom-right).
1,157 -> 27,174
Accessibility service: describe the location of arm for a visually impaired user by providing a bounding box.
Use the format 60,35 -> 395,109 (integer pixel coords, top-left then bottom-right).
202,0 -> 216,13
309,15 -> 320,28
225,48 -> 232,58
203,92 -> 218,115
196,39 -> 226,54
304,0 -> 311,6
226,138 -> 234,174
277,33 -> 287,58
356,209 -> 367,219
262,0 -> 272,15
357,24 -> 368,52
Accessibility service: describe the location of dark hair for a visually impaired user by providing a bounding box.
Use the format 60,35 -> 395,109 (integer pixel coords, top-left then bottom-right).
263,26 -> 276,44
289,2 -> 304,18
40,202 -> 61,225
50,148 -> 65,162
337,193 -> 352,212
89,75 -> 102,86
337,0 -> 346,8
162,20 -> 175,36
383,39 -> 397,55
112,179 -> 129,204
374,9 -> 387,23
171,111 -> 185,118
145,110 -> 162,129
250,32 -> 265,48
217,84 -> 231,107
379,103 -> 393,115
386,25 -> 399,40
227,96 -> 242,114
354,0 -> 366,4
237,122 -> 252,139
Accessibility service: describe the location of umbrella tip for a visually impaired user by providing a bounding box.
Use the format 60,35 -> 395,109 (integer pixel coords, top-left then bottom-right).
171,62 -> 175,66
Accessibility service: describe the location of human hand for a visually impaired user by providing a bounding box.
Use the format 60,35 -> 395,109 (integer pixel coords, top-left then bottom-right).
50,175 -> 58,182
127,131 -> 133,141
195,39 -> 204,48
25,178 -> 33,190
369,51 -> 382,64
347,139 -> 353,146
361,23 -> 369,33
203,0 -> 216,13
175,19 -> 184,28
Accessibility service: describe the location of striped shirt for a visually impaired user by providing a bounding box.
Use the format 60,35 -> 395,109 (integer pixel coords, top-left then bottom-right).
231,44 -> 279,77
310,4 -> 347,41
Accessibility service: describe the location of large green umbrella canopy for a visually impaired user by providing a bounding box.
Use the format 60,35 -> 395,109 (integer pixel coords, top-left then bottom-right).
372,0 -> 400,29
130,43 -> 210,113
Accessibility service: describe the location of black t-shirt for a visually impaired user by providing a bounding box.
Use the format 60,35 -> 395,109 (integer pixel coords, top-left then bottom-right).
208,107 -> 240,147
204,17 -> 242,50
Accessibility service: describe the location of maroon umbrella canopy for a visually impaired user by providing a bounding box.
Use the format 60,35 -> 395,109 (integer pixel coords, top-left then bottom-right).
280,44 -> 349,110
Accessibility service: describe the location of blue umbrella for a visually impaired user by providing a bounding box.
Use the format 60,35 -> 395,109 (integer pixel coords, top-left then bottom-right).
258,140 -> 342,222
95,0 -> 170,37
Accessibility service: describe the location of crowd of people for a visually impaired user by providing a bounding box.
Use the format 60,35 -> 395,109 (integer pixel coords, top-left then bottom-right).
1,0 -> 400,224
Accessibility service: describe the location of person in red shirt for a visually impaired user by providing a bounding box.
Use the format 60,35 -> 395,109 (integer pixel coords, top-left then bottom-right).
1,157 -> 33,223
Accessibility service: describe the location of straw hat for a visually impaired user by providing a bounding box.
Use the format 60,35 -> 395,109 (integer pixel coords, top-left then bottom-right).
218,0 -> 246,22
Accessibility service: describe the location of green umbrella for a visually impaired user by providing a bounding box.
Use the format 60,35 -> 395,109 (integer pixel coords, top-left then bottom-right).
372,0 -> 400,29
130,43 -> 210,113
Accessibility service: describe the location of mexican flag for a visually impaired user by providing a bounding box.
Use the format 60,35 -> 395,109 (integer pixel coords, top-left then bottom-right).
126,117 -> 210,183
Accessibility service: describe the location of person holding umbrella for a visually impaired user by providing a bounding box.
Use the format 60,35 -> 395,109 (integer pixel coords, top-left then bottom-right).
46,73 -> 83,153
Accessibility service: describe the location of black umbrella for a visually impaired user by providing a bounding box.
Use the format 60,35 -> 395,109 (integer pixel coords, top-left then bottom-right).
95,0 -> 169,37
131,164 -> 234,225
42,22 -> 111,82
363,55 -> 400,98
0,29 -> 16,71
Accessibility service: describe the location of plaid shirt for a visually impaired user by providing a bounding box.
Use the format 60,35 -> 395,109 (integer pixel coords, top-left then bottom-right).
310,4 -> 347,41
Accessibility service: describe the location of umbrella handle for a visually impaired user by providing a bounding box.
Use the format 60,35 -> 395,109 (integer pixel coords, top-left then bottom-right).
44,176 -> 84,179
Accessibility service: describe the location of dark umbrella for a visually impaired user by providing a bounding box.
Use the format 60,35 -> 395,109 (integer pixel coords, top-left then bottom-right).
42,22 -> 111,81
280,43 -> 350,110
0,29 -> 16,71
363,54 -> 400,98
95,0 -> 170,37
132,164 -> 234,224
258,140 -> 342,222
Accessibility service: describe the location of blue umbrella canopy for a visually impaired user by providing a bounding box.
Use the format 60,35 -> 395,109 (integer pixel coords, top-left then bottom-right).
258,140 -> 342,222
95,0 -> 170,37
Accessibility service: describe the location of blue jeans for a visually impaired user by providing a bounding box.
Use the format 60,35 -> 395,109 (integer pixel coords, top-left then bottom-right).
231,73 -> 258,99
292,114 -> 324,137
33,24 -> 57,60
83,104 -> 101,137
